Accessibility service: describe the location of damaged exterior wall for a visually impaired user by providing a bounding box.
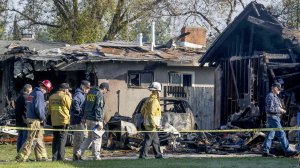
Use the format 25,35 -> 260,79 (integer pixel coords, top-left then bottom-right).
93,62 -> 215,128
199,2 -> 300,128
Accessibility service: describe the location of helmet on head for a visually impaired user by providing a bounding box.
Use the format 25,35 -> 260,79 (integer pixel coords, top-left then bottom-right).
148,82 -> 161,92
40,80 -> 53,93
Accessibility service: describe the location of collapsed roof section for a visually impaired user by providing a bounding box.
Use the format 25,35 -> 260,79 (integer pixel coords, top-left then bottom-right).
0,41 -> 204,80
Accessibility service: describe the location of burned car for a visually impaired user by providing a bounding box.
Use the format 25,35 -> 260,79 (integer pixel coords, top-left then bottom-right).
132,97 -> 198,131
105,97 -> 203,150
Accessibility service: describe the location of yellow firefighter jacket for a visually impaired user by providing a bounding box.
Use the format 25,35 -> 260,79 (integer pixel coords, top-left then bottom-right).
141,93 -> 161,131
49,91 -> 71,126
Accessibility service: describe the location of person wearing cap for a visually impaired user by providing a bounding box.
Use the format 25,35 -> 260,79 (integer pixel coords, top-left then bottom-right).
76,82 -> 109,160
262,82 -> 298,157
70,80 -> 91,161
139,82 -> 163,159
48,83 -> 72,161
16,80 -> 53,162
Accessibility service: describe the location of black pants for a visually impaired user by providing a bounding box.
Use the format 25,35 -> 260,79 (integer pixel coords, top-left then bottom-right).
52,125 -> 68,161
139,132 -> 162,158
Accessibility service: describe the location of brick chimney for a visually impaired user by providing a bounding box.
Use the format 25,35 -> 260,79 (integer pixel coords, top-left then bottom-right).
179,27 -> 206,49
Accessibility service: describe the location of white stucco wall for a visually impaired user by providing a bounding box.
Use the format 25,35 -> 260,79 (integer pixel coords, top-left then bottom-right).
93,62 -> 215,121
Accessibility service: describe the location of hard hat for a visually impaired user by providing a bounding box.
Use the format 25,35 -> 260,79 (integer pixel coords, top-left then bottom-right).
148,82 -> 161,92
40,80 -> 53,93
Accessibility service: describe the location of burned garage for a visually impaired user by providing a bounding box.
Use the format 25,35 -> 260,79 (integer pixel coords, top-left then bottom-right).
199,1 -> 300,130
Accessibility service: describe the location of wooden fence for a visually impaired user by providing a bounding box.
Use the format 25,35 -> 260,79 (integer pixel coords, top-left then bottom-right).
163,86 -> 215,129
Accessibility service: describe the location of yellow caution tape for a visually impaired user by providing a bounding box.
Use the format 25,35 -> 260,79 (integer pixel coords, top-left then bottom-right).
1,125 -> 300,133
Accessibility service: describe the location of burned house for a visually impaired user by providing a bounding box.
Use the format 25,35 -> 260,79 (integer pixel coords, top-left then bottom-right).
199,2 -> 300,128
0,27 -> 216,129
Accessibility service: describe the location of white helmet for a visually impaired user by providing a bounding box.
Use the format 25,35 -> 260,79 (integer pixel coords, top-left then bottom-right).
148,82 -> 161,92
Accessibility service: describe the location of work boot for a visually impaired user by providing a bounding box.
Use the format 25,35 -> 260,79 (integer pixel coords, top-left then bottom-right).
138,155 -> 147,159
155,154 -> 163,159
93,156 -> 101,161
262,153 -> 276,157
36,157 -> 47,162
285,150 -> 298,157
73,154 -> 78,161
15,155 -> 27,162
75,152 -> 83,161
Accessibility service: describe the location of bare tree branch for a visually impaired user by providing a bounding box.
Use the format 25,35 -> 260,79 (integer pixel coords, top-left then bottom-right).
8,8 -> 60,28
226,0 -> 237,25
53,0 -> 71,21
238,0 -> 245,9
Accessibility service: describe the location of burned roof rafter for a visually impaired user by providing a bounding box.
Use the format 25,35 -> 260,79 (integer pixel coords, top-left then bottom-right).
247,16 -> 282,34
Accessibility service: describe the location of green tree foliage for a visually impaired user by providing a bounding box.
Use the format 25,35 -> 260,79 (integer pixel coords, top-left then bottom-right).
267,0 -> 300,30
0,0 -> 8,39
12,16 -> 21,40
12,0 -> 164,44
282,0 -> 300,30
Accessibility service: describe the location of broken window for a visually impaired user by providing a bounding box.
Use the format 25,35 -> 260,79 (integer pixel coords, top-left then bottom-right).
128,71 -> 153,88
169,72 -> 193,87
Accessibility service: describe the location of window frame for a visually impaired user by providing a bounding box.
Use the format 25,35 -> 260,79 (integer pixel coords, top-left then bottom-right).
168,71 -> 195,87
127,70 -> 154,88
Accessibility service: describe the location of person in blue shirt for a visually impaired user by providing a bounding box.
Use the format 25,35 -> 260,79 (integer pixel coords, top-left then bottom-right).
16,80 -> 53,162
70,80 -> 90,161
262,82 -> 298,157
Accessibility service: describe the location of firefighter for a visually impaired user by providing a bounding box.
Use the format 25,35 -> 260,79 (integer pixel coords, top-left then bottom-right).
139,82 -> 163,159
49,83 -> 72,161
16,80 -> 53,162
76,82 -> 109,160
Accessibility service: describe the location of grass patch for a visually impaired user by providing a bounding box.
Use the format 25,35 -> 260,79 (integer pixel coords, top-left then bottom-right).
0,144 -> 298,168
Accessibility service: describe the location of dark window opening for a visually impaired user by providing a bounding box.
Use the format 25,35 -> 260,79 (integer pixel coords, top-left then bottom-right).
169,72 -> 193,87
183,74 -> 192,87
128,71 -> 153,88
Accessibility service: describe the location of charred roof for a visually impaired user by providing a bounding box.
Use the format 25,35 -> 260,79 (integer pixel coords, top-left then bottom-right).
199,1 -> 300,66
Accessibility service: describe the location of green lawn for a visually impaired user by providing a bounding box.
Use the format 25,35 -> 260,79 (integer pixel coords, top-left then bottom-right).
0,144 -> 298,168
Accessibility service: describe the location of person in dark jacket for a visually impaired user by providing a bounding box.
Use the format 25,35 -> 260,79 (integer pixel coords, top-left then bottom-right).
76,82 -> 109,160
70,80 -> 90,160
16,80 -> 53,162
15,84 -> 32,152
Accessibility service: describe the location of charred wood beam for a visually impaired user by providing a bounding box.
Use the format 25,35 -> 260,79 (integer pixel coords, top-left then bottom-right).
267,63 -> 300,69
247,16 -> 282,34
239,30 -> 244,56
285,84 -> 300,92
287,48 -> 297,63
276,72 -> 300,79
252,2 -> 260,17
229,55 -> 263,61
264,53 -> 290,60
248,25 -> 254,55
229,58 -> 240,100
